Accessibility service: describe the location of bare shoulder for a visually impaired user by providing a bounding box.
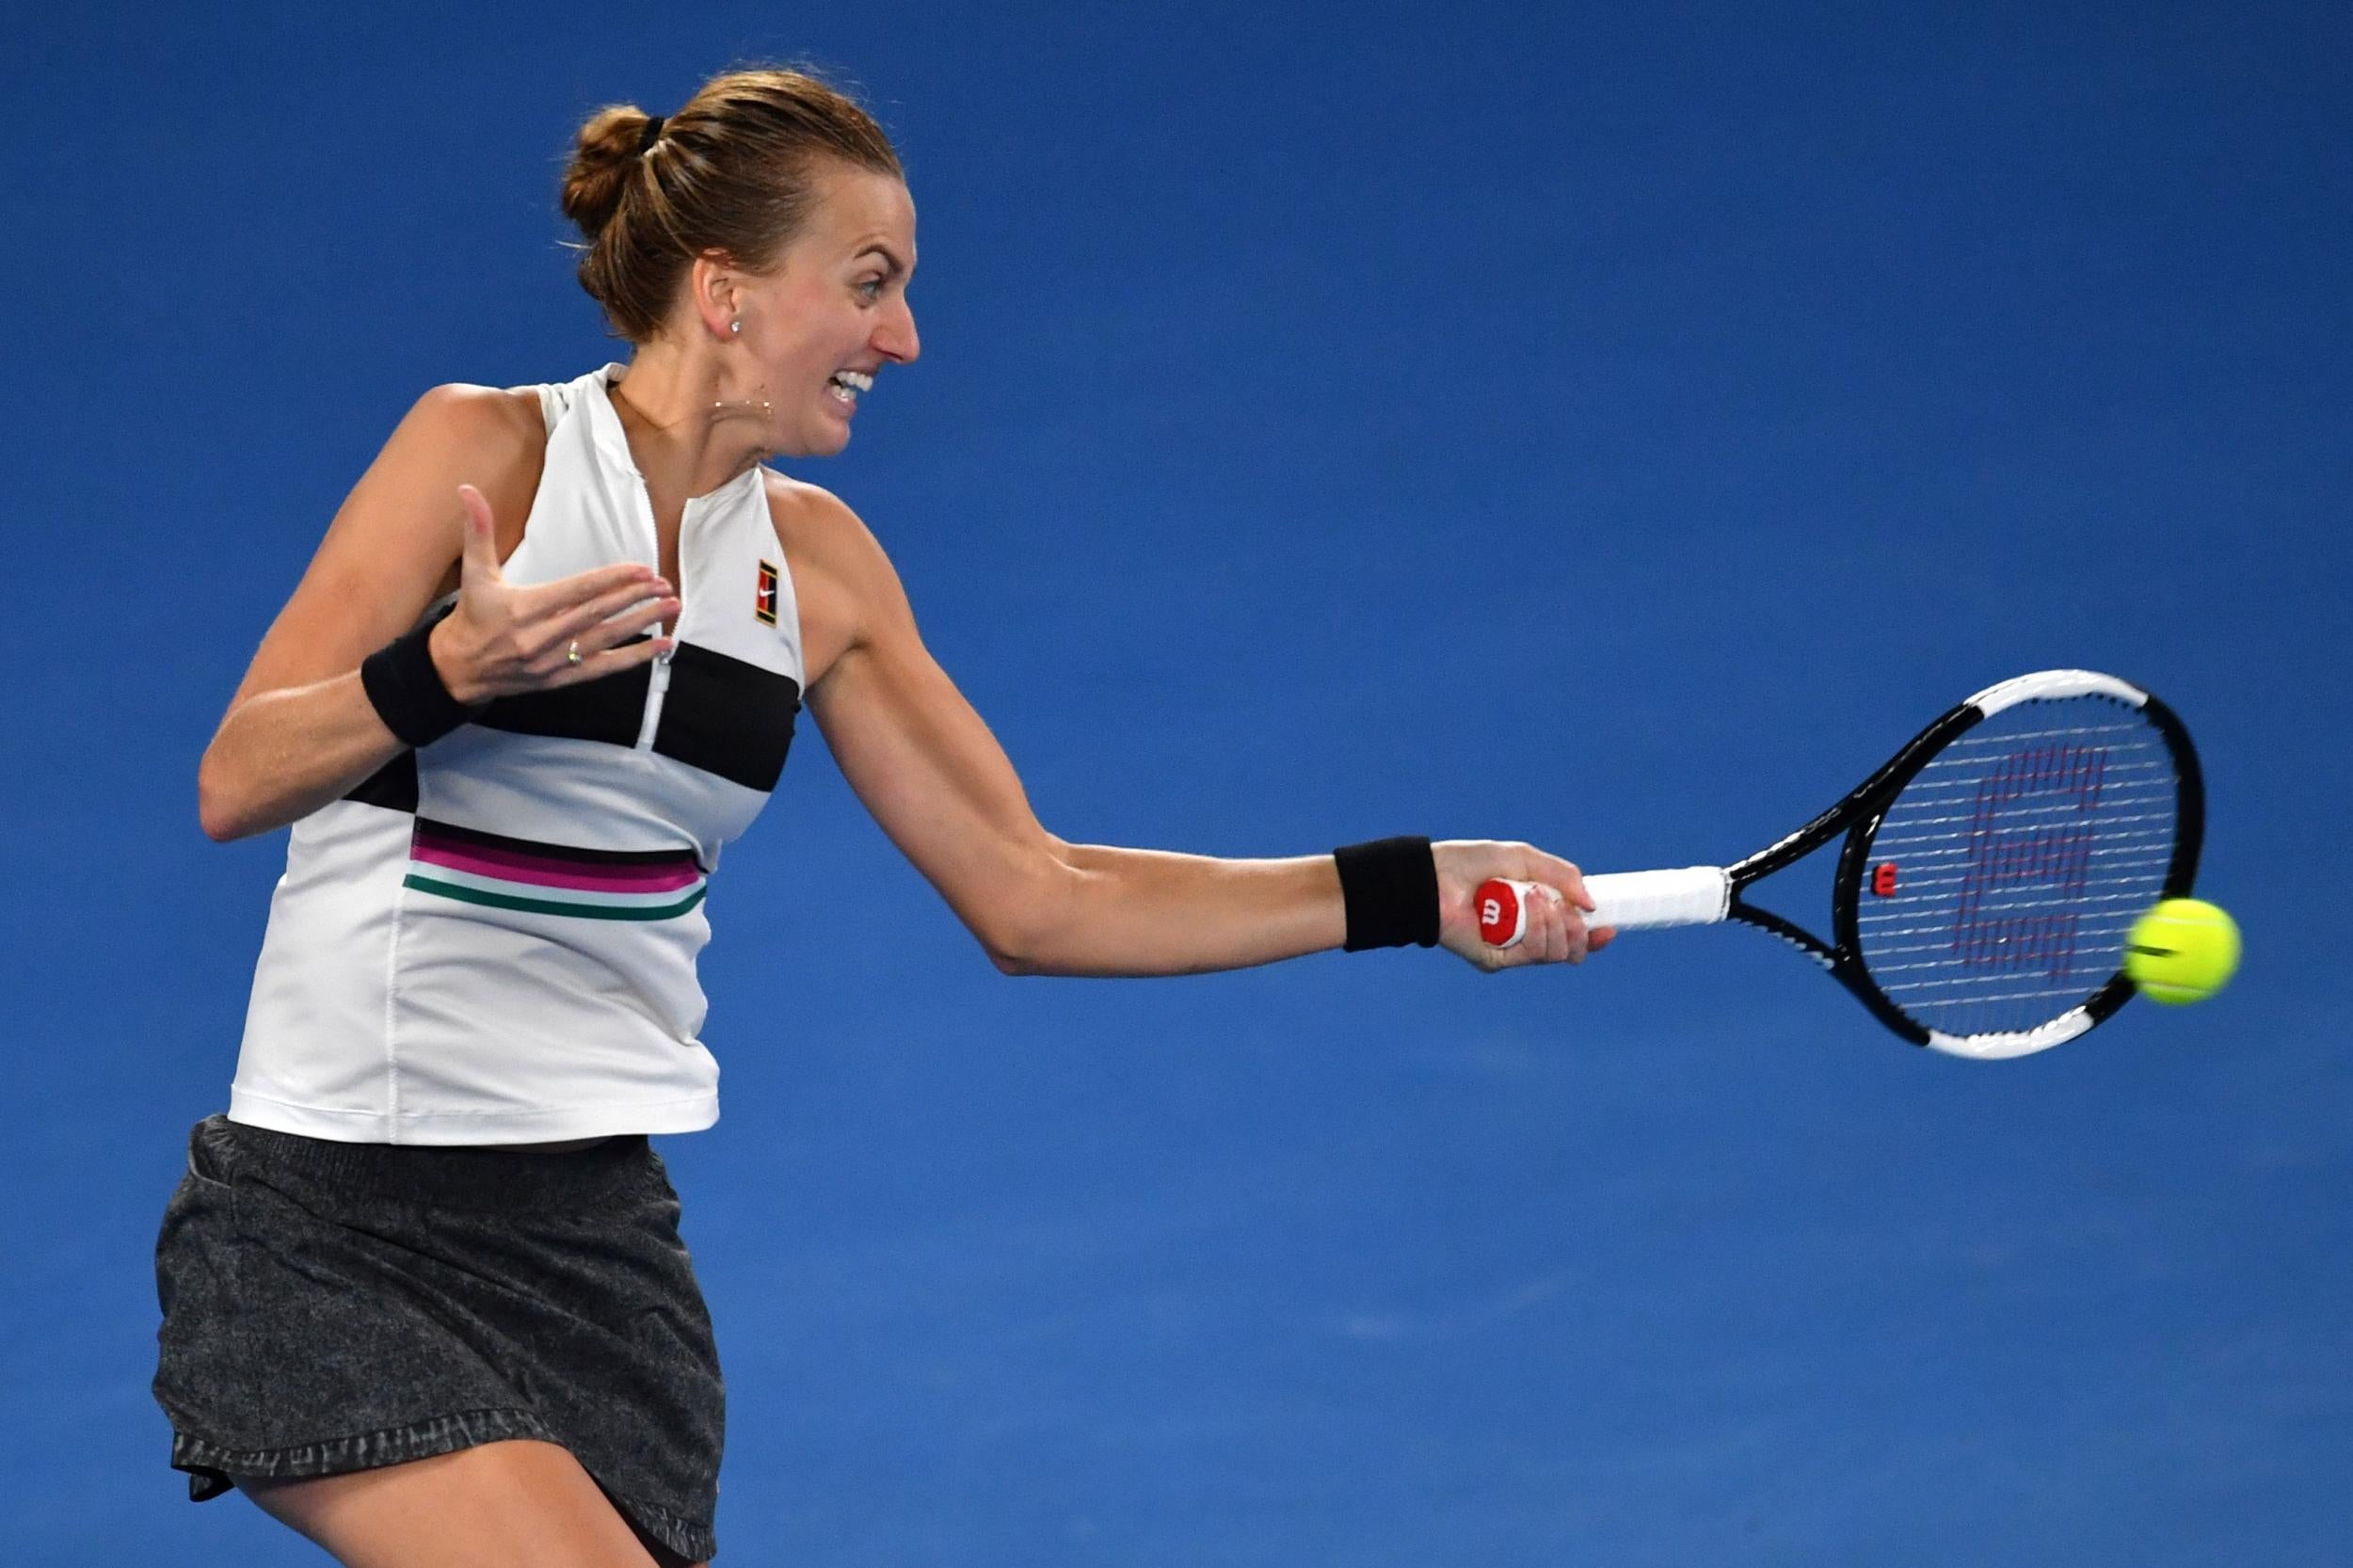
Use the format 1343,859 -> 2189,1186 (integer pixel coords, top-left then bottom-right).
407,383 -> 548,589
760,470 -> 902,691
479,381 -> 554,446
408,380 -> 546,457
401,382 -> 548,530
219,380 -> 547,712
760,469 -> 881,568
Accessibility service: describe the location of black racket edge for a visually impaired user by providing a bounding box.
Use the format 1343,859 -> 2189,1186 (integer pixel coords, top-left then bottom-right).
2047,689 -> 2206,1031
1715,681 -> 2206,1049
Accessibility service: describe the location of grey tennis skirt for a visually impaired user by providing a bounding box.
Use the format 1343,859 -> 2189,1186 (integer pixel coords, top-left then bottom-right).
152,1114 -> 724,1562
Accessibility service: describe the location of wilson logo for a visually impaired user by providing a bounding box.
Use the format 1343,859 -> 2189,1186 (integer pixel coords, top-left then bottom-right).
1948,743 -> 2113,978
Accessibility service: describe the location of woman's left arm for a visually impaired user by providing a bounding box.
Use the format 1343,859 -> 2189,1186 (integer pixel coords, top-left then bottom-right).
802,500 -> 1602,977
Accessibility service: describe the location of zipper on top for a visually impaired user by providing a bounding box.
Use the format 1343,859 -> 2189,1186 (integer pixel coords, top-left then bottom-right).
630,488 -> 686,754
601,371 -> 754,758
635,635 -> 674,751
601,366 -> 681,755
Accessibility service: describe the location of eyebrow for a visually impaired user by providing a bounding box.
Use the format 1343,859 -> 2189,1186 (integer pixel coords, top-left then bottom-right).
854,244 -> 910,278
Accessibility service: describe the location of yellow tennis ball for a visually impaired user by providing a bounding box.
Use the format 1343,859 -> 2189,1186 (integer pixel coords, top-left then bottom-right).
2124,898 -> 2241,1004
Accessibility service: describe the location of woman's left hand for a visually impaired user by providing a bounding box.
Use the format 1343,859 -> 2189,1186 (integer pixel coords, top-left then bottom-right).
1432,840 -> 1617,972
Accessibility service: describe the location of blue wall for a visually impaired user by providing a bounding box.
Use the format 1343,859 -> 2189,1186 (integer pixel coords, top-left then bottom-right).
5,3 -> 2347,1561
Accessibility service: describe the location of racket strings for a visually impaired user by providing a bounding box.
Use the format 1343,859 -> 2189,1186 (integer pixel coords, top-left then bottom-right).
1851,698 -> 2181,1039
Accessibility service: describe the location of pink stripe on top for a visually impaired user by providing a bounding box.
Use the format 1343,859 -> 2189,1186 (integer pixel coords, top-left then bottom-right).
409,840 -> 705,894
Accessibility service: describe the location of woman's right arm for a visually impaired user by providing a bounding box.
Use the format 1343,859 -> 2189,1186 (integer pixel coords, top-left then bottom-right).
197,385 -> 674,842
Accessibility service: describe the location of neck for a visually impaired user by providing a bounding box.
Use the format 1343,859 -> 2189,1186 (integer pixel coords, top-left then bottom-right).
607,340 -> 776,501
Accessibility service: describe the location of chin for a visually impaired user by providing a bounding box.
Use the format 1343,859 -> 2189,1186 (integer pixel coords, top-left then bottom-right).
771,421 -> 852,460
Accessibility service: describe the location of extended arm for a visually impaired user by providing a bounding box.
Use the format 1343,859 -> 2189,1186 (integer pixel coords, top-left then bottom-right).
1026,840 -> 1346,977
800,496 -> 1598,976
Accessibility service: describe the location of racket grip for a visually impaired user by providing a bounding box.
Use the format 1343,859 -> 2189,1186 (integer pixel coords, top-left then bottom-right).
1475,867 -> 1731,947
1582,868 -> 1732,930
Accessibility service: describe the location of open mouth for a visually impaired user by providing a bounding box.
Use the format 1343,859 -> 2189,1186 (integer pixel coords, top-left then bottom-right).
825,369 -> 873,407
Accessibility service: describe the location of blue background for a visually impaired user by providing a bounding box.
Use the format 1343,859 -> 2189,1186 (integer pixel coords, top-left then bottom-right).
5,2 -> 2348,1561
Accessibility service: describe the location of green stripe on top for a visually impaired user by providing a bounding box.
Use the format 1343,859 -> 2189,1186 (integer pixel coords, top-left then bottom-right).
404,873 -> 710,922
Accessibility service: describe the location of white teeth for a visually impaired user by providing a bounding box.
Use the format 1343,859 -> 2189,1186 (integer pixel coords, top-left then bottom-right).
830,370 -> 874,392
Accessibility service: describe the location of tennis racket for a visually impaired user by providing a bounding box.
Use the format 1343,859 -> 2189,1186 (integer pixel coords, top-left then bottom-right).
1478,670 -> 2204,1059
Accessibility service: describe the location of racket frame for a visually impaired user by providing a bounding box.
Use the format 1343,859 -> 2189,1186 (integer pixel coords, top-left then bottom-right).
1715,673 -> 2204,1055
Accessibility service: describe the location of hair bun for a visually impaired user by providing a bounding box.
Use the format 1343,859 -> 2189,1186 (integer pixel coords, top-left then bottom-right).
559,104 -> 656,240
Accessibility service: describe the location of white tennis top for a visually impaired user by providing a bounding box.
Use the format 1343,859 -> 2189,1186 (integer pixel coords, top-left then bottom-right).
228,365 -> 807,1144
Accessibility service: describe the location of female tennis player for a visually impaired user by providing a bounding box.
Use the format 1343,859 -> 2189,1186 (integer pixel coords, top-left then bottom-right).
154,65 -> 1609,1568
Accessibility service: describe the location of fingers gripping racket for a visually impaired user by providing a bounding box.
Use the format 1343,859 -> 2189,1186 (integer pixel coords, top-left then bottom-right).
1478,670 -> 2204,1060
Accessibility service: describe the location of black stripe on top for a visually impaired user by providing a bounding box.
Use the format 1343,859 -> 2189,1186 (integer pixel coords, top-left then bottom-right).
472,654 -> 653,749
342,636 -> 801,808
653,640 -> 802,793
345,750 -> 419,812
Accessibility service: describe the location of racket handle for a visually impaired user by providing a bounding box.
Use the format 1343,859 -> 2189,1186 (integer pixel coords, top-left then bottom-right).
1476,867 -> 1732,947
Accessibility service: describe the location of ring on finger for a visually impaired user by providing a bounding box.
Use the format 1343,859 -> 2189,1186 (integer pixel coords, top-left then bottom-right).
566,640 -> 584,665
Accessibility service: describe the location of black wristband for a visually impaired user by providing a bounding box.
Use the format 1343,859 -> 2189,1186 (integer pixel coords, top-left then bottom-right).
1335,836 -> 1441,951
360,603 -> 474,748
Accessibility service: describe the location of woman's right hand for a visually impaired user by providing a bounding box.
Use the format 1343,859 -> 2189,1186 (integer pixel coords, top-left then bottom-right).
427,483 -> 680,706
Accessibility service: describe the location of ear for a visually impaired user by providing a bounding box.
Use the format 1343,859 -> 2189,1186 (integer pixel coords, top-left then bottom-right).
688,252 -> 745,343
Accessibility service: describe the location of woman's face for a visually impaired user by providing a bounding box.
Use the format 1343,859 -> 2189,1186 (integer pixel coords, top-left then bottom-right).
725,162 -> 920,458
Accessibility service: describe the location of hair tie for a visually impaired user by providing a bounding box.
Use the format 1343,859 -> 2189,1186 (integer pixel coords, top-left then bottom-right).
638,115 -> 666,155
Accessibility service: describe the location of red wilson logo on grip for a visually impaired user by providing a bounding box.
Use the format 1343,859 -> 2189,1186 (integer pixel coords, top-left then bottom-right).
1476,881 -> 1523,946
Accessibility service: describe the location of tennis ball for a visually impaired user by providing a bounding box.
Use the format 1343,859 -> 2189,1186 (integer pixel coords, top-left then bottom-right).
2124,898 -> 2241,1004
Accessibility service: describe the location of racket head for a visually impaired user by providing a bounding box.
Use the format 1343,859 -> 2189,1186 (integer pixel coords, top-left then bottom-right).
1829,671 -> 2203,1059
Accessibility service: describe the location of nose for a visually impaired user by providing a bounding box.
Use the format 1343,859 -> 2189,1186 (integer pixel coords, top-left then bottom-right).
875,296 -> 920,365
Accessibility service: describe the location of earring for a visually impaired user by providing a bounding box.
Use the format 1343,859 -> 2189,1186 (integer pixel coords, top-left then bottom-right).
729,320 -> 742,335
